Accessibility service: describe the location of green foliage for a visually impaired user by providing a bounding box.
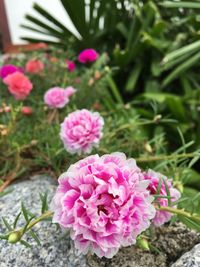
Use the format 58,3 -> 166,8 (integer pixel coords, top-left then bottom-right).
20,1 -> 200,153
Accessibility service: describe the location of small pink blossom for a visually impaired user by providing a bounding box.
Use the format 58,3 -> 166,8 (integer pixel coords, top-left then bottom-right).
144,169 -> 181,226
21,106 -> 33,115
66,60 -> 76,72
3,72 -> 33,100
4,106 -> 11,113
44,87 -> 75,109
65,86 -> 76,98
51,152 -> 155,258
78,49 -> 99,63
25,59 -> 44,74
60,109 -> 104,155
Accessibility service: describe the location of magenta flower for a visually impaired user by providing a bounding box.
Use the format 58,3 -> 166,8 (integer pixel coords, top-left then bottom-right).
44,87 -> 76,109
78,49 -> 99,63
144,169 -> 180,226
51,152 -> 155,258
3,72 -> 33,100
60,109 -> 104,155
66,60 -> 76,72
0,64 -> 23,79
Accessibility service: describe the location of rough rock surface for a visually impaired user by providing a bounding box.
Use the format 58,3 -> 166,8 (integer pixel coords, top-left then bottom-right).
0,175 -> 89,267
87,223 -> 200,267
0,175 -> 200,267
171,244 -> 200,267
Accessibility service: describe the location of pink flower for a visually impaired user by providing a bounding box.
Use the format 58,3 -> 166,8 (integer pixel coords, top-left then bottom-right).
78,49 -> 99,63
144,169 -> 181,227
0,64 -> 23,79
66,60 -> 76,72
60,109 -> 104,155
65,86 -> 76,98
21,106 -> 33,115
25,59 -> 44,74
3,72 -> 33,100
44,87 -> 75,109
51,152 -> 155,258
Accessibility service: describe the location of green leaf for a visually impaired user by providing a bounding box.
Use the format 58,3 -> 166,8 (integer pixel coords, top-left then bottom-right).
60,0 -> 88,40
2,217 -> 12,231
40,192 -> 48,214
183,169 -> 200,190
163,40 -> 200,63
29,230 -> 41,246
178,215 -> 200,232
21,202 -> 29,222
166,96 -> 186,121
107,77 -> 124,104
160,1 -> 200,9
13,212 -> 21,229
162,52 -> 200,87
20,240 -> 32,248
125,64 -> 142,92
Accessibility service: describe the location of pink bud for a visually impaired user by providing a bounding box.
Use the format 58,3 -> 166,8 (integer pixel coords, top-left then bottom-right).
21,106 -> 33,115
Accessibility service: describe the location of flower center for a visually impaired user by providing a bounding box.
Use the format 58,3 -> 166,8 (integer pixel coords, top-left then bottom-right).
97,205 -> 108,215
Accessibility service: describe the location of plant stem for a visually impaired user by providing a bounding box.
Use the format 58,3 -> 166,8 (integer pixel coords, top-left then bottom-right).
8,210 -> 54,241
158,206 -> 200,223
25,211 -> 54,232
105,120 -> 154,139
136,152 -> 197,163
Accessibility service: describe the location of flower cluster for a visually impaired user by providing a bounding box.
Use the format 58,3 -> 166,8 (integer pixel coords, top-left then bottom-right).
51,153 -> 156,258
44,86 -> 76,109
60,109 -> 104,155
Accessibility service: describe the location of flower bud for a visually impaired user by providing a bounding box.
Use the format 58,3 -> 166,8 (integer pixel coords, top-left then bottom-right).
137,237 -> 150,250
21,106 -> 33,116
144,142 -> 153,153
94,70 -> 101,80
8,231 -> 21,244
153,114 -> 162,123
88,78 -> 94,86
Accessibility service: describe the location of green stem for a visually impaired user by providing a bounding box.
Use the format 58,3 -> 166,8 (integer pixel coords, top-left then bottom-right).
136,152 -> 196,163
105,120 -> 154,139
158,206 -> 200,223
25,211 -> 53,232
8,211 -> 53,242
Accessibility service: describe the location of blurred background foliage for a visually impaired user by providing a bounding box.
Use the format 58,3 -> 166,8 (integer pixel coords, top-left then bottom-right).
21,0 -> 200,157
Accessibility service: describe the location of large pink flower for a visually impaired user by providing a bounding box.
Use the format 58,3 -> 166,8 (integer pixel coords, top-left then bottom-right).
144,169 -> 180,226
60,109 -> 104,155
44,87 -> 76,109
3,72 -> 33,100
51,152 -> 156,258
78,49 -> 99,63
25,59 -> 44,74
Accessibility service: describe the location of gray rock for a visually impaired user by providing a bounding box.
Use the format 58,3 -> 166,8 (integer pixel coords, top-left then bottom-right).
171,243 -> 200,267
151,223 -> 200,264
87,246 -> 167,267
0,175 -> 89,267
